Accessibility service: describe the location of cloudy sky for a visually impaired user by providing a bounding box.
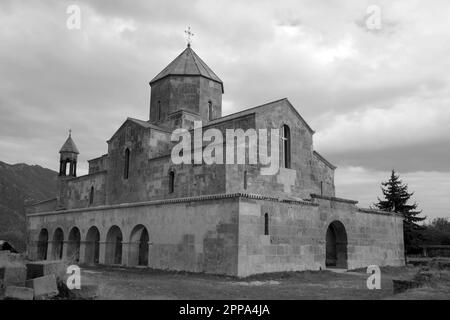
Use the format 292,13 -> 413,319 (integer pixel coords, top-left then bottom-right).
1,0 -> 449,221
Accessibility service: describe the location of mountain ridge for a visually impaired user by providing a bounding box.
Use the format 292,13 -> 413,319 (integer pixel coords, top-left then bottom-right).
0,160 -> 57,251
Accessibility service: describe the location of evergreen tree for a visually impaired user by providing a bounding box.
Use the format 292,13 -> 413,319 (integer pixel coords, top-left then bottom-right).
374,170 -> 426,251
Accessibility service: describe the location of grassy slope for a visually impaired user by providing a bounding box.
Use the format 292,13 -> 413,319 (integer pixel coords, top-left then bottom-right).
0,161 -> 57,251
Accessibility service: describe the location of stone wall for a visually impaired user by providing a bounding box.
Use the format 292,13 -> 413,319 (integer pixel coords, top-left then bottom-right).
26,198 -> 57,214
237,195 -> 405,277
106,120 -> 163,204
224,99 -> 335,200
38,98 -> 339,213
312,152 -> 335,197
27,195 -> 240,275
88,154 -> 108,174
66,171 -> 106,209
149,76 -> 222,126
27,193 -> 404,277
138,155 -> 227,200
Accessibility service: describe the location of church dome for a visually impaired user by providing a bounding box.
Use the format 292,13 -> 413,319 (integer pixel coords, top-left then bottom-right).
150,46 -> 224,93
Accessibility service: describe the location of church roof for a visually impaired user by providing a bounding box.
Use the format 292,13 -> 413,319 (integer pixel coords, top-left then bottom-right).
127,117 -> 171,133
107,117 -> 171,143
150,46 -> 224,93
59,133 -> 79,154
206,98 -> 315,134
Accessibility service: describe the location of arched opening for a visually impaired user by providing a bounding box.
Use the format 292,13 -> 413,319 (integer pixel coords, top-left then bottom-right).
157,100 -> 162,120
105,226 -> 123,265
243,170 -> 248,190
281,125 -> 291,168
128,225 -> 149,267
325,221 -> 348,269
89,186 -> 94,205
124,148 -> 130,179
64,160 -> 70,176
72,161 -> 77,177
67,227 -> 81,262
208,100 -> 213,120
52,228 -> 64,260
168,171 -> 175,193
85,226 -> 100,264
264,213 -> 269,235
59,160 -> 66,176
37,229 -> 48,260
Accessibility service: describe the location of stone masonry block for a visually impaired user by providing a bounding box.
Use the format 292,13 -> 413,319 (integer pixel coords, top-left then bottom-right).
1,265 -> 27,287
26,274 -> 59,300
4,286 -> 34,300
26,260 -> 67,280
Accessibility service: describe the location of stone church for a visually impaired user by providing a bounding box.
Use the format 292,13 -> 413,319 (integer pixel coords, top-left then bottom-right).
27,44 -> 405,277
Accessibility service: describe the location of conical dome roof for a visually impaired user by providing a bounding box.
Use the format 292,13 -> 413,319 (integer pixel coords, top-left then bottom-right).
59,132 -> 79,154
150,46 -> 224,93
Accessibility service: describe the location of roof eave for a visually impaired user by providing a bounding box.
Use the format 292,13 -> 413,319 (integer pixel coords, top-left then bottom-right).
149,74 -> 224,93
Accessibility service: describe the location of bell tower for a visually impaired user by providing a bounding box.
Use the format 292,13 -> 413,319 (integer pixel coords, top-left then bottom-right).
58,130 -> 79,177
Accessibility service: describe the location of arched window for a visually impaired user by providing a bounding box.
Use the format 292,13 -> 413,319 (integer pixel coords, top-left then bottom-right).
243,170 -> 247,190
208,101 -> 213,121
64,160 -> 70,176
157,101 -> 161,121
89,186 -> 94,205
169,171 -> 175,193
281,125 -> 291,168
124,148 -> 130,179
264,213 -> 269,235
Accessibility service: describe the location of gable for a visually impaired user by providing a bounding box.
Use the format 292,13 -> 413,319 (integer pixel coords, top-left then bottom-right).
107,118 -> 170,143
209,98 -> 315,135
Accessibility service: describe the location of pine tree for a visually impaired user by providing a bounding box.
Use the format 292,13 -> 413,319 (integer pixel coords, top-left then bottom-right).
374,170 -> 426,251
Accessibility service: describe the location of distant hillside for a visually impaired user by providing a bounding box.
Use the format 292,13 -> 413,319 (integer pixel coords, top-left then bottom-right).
0,161 -> 57,251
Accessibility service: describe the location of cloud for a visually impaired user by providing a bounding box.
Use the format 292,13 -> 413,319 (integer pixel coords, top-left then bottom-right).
0,0 -> 449,218
314,92 -> 450,152
336,167 -> 450,221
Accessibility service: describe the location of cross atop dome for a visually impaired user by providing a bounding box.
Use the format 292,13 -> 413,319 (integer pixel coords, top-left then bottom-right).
184,26 -> 194,47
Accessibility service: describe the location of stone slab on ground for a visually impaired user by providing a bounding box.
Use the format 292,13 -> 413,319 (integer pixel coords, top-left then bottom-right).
0,251 -> 25,265
4,286 -> 34,300
26,260 -> 67,280
74,285 -> 99,300
393,279 -> 422,294
0,251 -> 9,262
1,265 -> 27,286
25,274 -> 59,300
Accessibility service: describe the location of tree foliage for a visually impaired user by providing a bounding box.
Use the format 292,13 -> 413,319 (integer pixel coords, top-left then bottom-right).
374,170 -> 426,251
422,218 -> 450,245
